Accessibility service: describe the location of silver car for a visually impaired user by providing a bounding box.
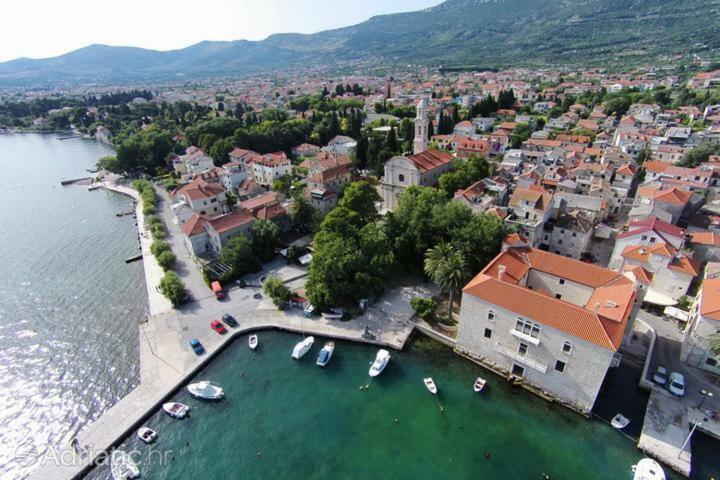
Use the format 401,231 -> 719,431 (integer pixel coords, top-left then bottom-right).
668,372 -> 685,397
652,366 -> 667,386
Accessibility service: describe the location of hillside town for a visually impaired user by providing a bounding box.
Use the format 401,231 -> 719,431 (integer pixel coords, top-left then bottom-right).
4,63 -> 720,478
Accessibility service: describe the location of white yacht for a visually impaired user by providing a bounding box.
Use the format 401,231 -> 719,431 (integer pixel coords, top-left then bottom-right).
110,450 -> 140,480
632,458 -> 665,480
369,349 -> 390,377
424,377 -> 438,394
291,336 -> 314,359
187,381 -> 224,400
163,402 -> 190,419
249,334 -> 258,350
316,341 -> 335,367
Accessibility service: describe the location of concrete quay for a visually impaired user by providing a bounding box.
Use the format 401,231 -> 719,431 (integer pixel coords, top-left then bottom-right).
638,389 -> 692,477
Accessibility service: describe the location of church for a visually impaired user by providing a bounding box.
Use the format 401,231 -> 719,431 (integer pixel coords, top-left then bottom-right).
380,97 -> 454,211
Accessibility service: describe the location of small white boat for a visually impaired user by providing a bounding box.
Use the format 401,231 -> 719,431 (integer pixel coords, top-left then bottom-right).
473,377 -> 487,393
110,450 -> 140,480
163,402 -> 190,418
321,308 -> 344,320
369,349 -> 390,377
187,381 -> 224,400
611,413 -> 631,429
632,458 -> 666,480
316,341 -> 335,367
249,335 -> 258,350
137,426 -> 157,444
291,336 -> 315,359
424,377 -> 438,394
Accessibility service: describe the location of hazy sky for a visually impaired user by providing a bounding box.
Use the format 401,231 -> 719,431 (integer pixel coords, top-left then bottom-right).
0,0 -> 442,62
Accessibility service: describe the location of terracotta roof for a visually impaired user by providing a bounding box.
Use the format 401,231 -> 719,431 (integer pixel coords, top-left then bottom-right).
622,265 -> 654,284
407,150 -> 454,173
307,164 -> 352,184
182,213 -> 207,237
463,273 -> 629,350
700,277 -> 720,321
207,210 -> 255,234
239,191 -> 279,212
621,243 -> 700,276
637,187 -> 692,206
616,216 -> 684,241
690,232 -> 720,246
174,178 -> 225,201
229,148 -> 256,158
509,187 -> 551,213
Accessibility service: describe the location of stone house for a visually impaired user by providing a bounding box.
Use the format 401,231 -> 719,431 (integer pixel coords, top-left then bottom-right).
681,266 -> 720,375
381,150 -> 454,211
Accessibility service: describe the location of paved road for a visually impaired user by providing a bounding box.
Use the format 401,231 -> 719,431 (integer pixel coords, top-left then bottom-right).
639,309 -> 720,413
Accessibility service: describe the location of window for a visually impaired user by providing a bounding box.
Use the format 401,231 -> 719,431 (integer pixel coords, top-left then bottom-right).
484,328 -> 492,339
706,357 -> 718,367
572,232 -> 577,238
518,342 -> 528,356
555,360 -> 566,373
515,319 -> 540,338
562,341 -> 572,354
559,279 -> 565,285
641,235 -> 647,241
512,364 -> 525,377
649,237 -> 656,244
555,293 -> 562,299
210,198 -> 217,203
558,239 -> 563,245
487,311 -> 495,320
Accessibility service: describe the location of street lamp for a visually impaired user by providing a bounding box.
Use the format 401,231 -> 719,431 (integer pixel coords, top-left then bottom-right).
679,417 -> 708,458
697,389 -> 715,409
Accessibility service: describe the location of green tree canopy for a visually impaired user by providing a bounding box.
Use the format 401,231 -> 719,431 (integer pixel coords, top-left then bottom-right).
338,181 -> 381,223
438,156 -> 493,197
263,276 -> 292,309
159,271 -> 187,307
251,219 -> 280,262
220,235 -> 261,276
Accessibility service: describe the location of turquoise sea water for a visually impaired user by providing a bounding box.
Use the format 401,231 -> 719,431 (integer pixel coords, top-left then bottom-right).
0,134 -> 147,480
84,331 -> 695,480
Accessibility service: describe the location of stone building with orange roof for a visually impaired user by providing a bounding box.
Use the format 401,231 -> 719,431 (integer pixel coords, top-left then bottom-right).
680,264 -> 720,376
456,238 -> 641,414
380,149 -> 454,211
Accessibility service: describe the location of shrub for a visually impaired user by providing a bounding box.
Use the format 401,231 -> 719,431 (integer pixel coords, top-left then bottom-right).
147,216 -> 163,227
151,229 -> 166,240
142,204 -> 157,215
159,271 -> 187,307
410,296 -> 438,319
263,276 -> 292,309
156,250 -> 177,271
150,240 -> 171,257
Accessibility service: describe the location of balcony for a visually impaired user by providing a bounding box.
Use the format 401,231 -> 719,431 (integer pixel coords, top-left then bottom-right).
495,343 -> 547,373
510,329 -> 540,346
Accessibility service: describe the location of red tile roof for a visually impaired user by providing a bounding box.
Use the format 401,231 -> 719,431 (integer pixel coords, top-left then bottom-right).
239,191 -> 279,212
173,178 -> 225,201
616,216 -> 684,240
407,150 -> 454,173
207,210 -> 255,234
700,277 -> 720,321
182,213 -> 207,237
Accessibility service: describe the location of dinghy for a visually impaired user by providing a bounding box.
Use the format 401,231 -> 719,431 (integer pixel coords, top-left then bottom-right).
110,450 -> 140,480
187,381 -> 224,400
473,377 -> 487,393
424,377 -> 438,394
316,341 -> 335,367
163,402 -> 190,419
611,413 -> 631,429
291,336 -> 314,359
369,349 -> 390,377
137,426 -> 157,444
249,334 -> 258,350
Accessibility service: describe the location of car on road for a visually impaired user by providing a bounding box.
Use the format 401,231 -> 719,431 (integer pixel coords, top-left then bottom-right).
189,338 -> 205,355
222,313 -> 238,328
668,372 -> 685,397
210,320 -> 227,335
653,366 -> 668,386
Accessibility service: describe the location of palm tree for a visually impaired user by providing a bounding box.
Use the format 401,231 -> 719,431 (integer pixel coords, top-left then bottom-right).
710,332 -> 720,357
424,243 -> 470,318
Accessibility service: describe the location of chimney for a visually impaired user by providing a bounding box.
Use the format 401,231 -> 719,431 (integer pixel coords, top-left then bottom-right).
497,265 -> 507,280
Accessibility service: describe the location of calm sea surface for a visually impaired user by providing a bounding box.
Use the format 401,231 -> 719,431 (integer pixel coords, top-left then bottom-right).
0,134 -> 147,480
83,331 -> 696,480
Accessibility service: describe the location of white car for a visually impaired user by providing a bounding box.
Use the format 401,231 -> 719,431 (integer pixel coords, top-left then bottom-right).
668,372 -> 685,397
652,366 -> 668,386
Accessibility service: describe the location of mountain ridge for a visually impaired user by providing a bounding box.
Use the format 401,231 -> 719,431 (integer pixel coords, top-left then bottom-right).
1,0 -> 719,86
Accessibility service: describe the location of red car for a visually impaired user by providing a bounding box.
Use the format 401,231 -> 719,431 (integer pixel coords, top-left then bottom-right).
210,320 -> 227,334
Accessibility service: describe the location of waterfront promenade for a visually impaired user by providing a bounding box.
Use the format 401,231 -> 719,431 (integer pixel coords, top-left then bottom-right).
27,180 -> 429,480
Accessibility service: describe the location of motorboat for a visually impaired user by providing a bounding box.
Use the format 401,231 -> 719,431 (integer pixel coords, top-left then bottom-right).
249,334 -> 258,350
137,426 -> 158,444
291,336 -> 315,359
632,458 -> 666,480
611,413 -> 631,429
424,377 -> 438,395
110,450 -> 140,480
316,341 -> 335,367
187,381 -> 224,400
369,349 -> 390,377
321,308 -> 344,320
473,377 -> 487,393
163,402 -> 190,419
303,303 -> 316,317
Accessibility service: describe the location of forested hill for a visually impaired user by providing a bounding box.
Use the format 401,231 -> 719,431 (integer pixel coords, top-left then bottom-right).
1,0 -> 719,86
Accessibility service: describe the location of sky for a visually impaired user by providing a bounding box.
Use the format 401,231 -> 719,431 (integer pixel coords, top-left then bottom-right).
0,0 -> 442,62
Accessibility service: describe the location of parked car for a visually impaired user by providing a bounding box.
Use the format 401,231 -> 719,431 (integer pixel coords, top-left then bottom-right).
189,338 -> 205,355
222,313 -> 238,328
210,320 -> 227,335
653,366 -> 668,386
668,372 -> 685,397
